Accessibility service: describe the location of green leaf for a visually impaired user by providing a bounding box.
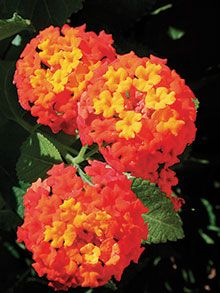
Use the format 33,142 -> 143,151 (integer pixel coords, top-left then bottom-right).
0,193 -> 5,209
201,198 -> 216,226
12,181 -> 30,218
0,60 -> 33,132
131,178 -> 184,244
151,4 -> 172,15
0,209 -> 21,230
3,241 -> 20,259
199,229 -> 214,245
0,0 -> 84,30
16,132 -> 63,183
0,12 -> 34,41
11,34 -> 22,46
104,279 -> 118,291
192,98 -> 200,110
167,26 -> 185,40
73,0 -> 156,33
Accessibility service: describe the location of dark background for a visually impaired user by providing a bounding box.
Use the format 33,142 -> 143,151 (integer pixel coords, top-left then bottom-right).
0,0 -> 220,292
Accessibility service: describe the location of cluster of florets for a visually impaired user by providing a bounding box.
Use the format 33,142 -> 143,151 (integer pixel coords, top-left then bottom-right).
14,25 -> 197,195
77,52 -> 197,195
15,24 -> 197,290
17,162 -> 148,290
14,25 -> 116,134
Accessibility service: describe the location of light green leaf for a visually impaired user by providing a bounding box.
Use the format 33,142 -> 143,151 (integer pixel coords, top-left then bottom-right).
199,229 -> 214,244
201,198 -> 216,226
11,34 -> 22,46
0,0 -> 84,30
168,26 -> 185,40
12,181 -> 30,218
16,132 -> 63,183
0,12 -> 34,41
151,4 -> 172,15
192,98 -> 200,110
131,178 -> 184,244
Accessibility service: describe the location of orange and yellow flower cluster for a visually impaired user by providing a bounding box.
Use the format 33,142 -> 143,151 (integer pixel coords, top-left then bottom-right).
77,52 -> 197,196
15,24 -> 198,289
17,162 -> 148,290
14,25 -> 116,134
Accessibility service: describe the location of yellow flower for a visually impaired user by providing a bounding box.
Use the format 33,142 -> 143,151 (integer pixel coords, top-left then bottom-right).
46,69 -> 68,93
104,66 -> 128,91
115,111 -> 142,139
157,117 -> 185,136
145,87 -> 176,110
93,90 -> 124,118
133,61 -> 161,92
153,109 -> 185,136
80,243 -> 101,264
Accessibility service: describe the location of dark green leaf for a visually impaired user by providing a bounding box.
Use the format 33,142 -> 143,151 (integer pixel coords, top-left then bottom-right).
0,209 -> 21,230
3,242 -> 20,259
72,0 -> 156,33
0,0 -> 84,30
12,181 -> 30,218
16,132 -> 63,183
131,178 -> 184,244
0,114 -> 7,128
104,279 -> 118,291
0,61 -> 22,120
0,60 -> 33,132
0,193 -> 5,209
0,12 -> 34,41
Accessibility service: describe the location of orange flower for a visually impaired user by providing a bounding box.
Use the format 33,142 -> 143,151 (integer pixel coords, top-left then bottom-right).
14,25 -> 116,135
77,52 -> 197,199
17,162 -> 148,290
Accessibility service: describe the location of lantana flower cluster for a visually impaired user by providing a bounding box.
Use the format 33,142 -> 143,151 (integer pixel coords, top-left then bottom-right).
14,25 -> 116,134
78,52 -> 197,196
15,24 -> 197,290
17,162 -> 148,290
14,25 -> 197,197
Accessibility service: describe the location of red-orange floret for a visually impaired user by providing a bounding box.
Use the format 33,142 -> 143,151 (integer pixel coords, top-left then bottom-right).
17,162 -> 148,290
14,25 -> 116,134
77,52 -> 197,200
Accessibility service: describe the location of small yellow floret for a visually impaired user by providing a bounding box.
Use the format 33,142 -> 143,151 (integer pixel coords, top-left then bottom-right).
106,243 -> 120,266
63,224 -> 76,247
156,117 -> 185,136
133,61 -> 161,92
115,111 -> 142,139
93,90 -> 124,118
104,66 -> 128,91
145,87 -> 176,110
44,221 -> 66,248
46,69 -> 68,93
80,243 -> 101,264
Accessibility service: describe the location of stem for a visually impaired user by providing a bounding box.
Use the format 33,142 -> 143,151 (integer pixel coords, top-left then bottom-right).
85,144 -> 99,159
14,116 -> 34,133
71,145 -> 88,164
64,153 -> 78,166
